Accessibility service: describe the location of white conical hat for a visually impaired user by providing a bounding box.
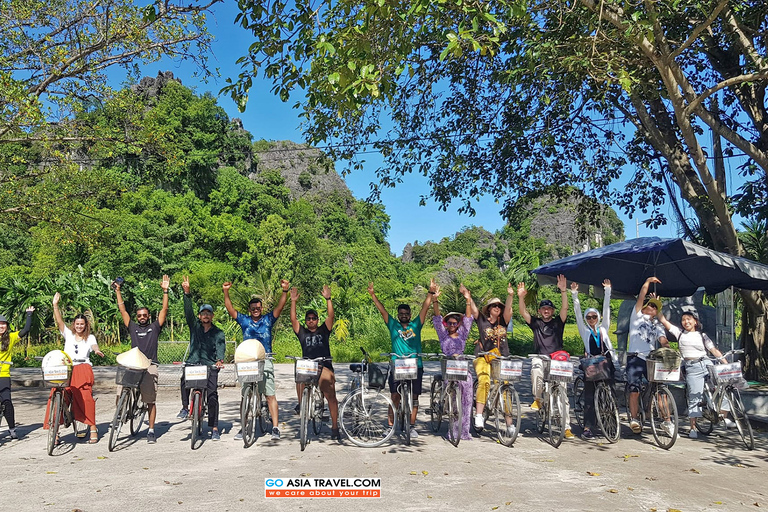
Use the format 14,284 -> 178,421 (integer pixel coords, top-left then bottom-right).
235,339 -> 266,363
116,347 -> 152,370
42,350 -> 72,369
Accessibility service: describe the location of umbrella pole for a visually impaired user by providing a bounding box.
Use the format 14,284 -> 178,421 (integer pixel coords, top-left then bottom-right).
731,286 -> 735,353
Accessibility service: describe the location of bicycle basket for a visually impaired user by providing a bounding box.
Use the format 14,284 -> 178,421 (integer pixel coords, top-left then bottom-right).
708,361 -> 742,386
236,360 -> 265,384
441,359 -> 469,381
580,355 -> 612,382
646,358 -> 681,382
294,359 -> 323,383
184,365 -> 210,389
542,358 -> 574,383
367,363 -> 388,389
41,365 -> 71,387
115,366 -> 144,387
491,359 -> 523,382
393,357 -> 418,381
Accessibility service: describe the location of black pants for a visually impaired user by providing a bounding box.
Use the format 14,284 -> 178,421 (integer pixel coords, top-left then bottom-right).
180,368 -> 220,429
0,377 -> 15,429
584,380 -> 597,429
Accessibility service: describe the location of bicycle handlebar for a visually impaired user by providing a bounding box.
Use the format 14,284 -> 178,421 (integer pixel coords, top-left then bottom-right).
285,355 -> 333,362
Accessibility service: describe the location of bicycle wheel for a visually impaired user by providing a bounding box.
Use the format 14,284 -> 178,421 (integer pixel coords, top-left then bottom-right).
312,387 -> 324,436
130,388 -> 147,436
446,383 -> 462,447
649,385 -> 678,450
536,388 -> 548,434
495,384 -> 521,447
470,379 -> 480,433
429,379 -> 443,433
572,377 -> 585,428
595,383 -> 620,443
47,391 -> 62,456
727,388 -> 754,451
300,386 -> 311,451
340,388 -> 395,448
695,385 -> 716,435
548,386 -> 566,448
108,389 -> 130,452
190,392 -> 201,450
241,385 -> 256,447
401,383 -> 411,446
260,398 -> 271,434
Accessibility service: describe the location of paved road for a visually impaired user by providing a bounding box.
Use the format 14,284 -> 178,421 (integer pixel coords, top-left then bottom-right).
1,365 -> 766,512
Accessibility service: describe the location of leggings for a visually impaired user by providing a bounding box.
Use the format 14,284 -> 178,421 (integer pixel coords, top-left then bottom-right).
0,377 -> 15,428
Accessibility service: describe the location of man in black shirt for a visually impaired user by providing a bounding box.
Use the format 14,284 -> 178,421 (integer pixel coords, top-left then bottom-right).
289,285 -> 340,439
115,275 -> 170,444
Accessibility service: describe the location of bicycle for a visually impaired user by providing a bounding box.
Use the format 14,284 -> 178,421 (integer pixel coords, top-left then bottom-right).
39,356 -> 87,455
338,347 -> 395,448
470,353 -> 523,447
183,363 -> 215,450
530,354 -> 573,448
572,350 -> 620,443
427,353 -> 468,447
382,351 -> 428,446
236,356 -> 271,448
696,349 -> 754,450
108,363 -> 148,452
622,356 -> 680,449
287,355 -> 332,451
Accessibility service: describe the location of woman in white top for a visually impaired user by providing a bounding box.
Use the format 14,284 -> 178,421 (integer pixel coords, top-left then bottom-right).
47,292 -> 104,443
571,279 -> 619,439
657,309 -> 729,438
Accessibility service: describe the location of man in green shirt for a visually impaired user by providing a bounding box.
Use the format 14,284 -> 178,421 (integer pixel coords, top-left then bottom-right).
368,280 -> 437,438
180,276 -> 226,441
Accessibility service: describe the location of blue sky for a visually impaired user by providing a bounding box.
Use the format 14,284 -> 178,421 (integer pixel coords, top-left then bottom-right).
125,2 -> 704,256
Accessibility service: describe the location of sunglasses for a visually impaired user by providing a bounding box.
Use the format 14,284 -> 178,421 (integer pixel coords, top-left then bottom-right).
586,315 -> 598,320
306,316 -> 318,321
445,320 -> 459,326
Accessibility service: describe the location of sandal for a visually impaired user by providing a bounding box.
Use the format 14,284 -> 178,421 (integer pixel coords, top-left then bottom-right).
89,429 -> 98,444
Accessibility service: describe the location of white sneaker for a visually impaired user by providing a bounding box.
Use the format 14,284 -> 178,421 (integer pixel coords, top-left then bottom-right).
409,426 -> 419,439
723,417 -> 736,429
474,414 -> 484,430
688,429 -> 698,439
506,425 -> 517,437
661,420 -> 675,437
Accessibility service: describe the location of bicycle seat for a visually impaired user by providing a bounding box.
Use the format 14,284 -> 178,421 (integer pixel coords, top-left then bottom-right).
349,363 -> 366,373
433,374 -> 443,382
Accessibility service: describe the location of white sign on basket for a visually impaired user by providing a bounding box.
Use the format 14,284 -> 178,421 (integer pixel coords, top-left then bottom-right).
43,365 -> 69,381
549,360 -> 573,378
185,365 -> 208,381
237,362 -> 261,377
713,362 -> 741,382
394,358 -> 418,377
296,359 -> 319,375
651,363 -> 681,381
445,360 -> 468,376
500,360 -> 523,379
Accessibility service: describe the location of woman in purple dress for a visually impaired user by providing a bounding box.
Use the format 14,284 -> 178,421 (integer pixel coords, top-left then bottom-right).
432,284 -> 475,440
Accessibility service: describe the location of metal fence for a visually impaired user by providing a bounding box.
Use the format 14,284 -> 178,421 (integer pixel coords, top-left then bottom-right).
157,340 -> 238,387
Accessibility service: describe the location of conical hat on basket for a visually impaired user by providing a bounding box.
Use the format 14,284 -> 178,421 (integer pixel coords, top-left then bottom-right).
235,339 -> 266,363
116,347 -> 152,370
42,350 -> 72,369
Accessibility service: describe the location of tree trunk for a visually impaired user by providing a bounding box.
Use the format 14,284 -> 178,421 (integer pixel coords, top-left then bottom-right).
740,289 -> 768,381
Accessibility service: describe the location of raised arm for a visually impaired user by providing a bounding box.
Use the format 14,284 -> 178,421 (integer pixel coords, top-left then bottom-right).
322,285 -> 334,331
181,276 -> 196,328
272,279 -> 290,319
222,281 -> 238,320
517,282 -> 532,324
570,281 -> 586,334
289,287 -> 300,333
18,306 -> 34,338
419,279 -> 438,325
601,279 -> 612,331
460,284 -> 477,319
557,274 -> 568,324
114,282 -> 131,327
368,282 -> 389,323
158,275 -> 170,326
503,283 -> 515,325
635,276 -> 661,313
656,309 -> 673,332
52,293 -> 66,334
432,287 -> 442,317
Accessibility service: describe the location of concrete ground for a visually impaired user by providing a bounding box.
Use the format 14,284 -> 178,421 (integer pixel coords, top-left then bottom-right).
1,364 -> 766,512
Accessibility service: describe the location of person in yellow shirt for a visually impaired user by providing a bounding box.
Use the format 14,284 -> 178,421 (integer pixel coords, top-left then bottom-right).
0,306 -> 34,440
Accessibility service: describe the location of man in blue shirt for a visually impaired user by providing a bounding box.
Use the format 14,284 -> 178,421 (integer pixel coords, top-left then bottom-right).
223,279 -> 289,440
368,280 -> 436,439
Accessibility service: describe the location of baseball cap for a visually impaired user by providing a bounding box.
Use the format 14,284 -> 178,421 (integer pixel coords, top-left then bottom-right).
199,304 -> 214,314
538,299 -> 555,309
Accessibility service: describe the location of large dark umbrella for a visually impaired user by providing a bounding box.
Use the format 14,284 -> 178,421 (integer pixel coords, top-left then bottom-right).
532,237 -> 768,297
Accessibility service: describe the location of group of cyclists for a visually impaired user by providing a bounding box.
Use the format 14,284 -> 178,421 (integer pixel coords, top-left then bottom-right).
0,273 -> 745,447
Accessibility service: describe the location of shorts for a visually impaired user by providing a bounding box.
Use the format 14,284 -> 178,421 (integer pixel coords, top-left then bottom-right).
118,364 -> 158,404
258,359 -> 276,397
626,355 -> 647,393
388,367 -> 424,396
